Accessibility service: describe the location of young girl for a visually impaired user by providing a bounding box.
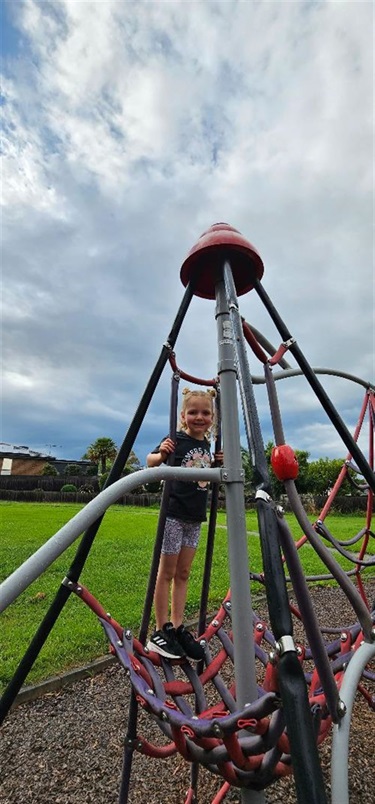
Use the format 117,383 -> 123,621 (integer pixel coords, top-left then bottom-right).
146,388 -> 223,660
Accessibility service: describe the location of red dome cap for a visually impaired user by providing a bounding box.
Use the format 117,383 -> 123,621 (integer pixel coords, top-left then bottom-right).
180,222 -> 264,299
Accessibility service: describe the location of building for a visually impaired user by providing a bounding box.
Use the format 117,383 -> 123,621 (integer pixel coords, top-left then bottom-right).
0,445 -> 96,476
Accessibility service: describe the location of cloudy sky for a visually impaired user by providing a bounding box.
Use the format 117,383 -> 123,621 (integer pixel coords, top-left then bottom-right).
2,0 -> 374,471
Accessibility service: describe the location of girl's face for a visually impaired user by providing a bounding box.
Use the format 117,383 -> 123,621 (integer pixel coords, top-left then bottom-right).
181,396 -> 213,440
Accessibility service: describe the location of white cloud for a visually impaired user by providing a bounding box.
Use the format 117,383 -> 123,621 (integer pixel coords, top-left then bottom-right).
1,0 -> 373,468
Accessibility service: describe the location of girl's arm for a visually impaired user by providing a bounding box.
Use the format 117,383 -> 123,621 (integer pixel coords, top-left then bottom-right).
146,437 -> 175,467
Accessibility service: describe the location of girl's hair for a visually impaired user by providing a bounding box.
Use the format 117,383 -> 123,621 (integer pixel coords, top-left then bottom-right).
178,387 -> 217,437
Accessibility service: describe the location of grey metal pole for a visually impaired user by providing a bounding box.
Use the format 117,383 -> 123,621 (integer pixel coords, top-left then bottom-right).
0,466 -> 221,613
331,640 -> 375,804
215,268 -> 266,804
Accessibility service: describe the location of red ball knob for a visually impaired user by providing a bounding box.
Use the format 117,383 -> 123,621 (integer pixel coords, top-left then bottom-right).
271,445 -> 299,481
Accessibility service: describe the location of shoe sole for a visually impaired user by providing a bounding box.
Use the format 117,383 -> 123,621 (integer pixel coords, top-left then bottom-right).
146,639 -> 185,660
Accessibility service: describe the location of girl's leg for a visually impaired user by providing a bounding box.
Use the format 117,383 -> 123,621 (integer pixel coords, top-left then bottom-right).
171,546 -> 196,627
154,552 -> 179,630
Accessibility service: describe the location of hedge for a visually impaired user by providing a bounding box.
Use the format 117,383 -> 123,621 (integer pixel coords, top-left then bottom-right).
0,475 -> 99,492
0,489 -> 371,513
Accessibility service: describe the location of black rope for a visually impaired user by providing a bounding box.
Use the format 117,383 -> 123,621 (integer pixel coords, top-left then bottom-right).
253,277 -> 375,492
0,283 -> 194,726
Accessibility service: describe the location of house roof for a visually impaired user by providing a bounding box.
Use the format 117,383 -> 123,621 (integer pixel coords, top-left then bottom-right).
0,445 -> 94,465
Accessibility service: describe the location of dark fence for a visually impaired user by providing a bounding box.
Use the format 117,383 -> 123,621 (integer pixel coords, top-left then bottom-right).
0,475 -> 99,492
0,485 -> 372,513
280,494 -> 372,515
0,489 -> 162,506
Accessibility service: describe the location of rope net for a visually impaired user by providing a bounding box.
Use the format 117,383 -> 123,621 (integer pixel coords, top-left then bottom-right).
72,567 -> 374,801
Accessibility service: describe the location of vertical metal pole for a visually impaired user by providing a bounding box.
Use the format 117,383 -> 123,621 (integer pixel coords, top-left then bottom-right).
331,641 -> 375,804
215,268 -> 265,804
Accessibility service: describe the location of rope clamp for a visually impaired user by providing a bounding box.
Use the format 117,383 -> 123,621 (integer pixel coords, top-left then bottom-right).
221,468 -> 244,482
337,699 -> 347,718
268,650 -> 278,665
62,577 -> 82,594
255,489 -> 272,503
275,635 -> 297,655
62,577 -> 74,588
282,337 -> 296,349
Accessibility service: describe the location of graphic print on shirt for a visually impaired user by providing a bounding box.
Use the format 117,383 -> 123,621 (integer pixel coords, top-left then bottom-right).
181,447 -> 211,489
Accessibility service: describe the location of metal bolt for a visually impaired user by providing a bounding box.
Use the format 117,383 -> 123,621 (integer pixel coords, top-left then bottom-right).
125,629 -> 132,639
225,601 -> 231,610
199,639 -> 206,647
337,700 -> 347,717
212,723 -> 222,736
106,612 -> 111,619
116,640 -> 123,647
161,711 -> 168,722
137,741 -> 143,750
340,632 -> 348,642
371,626 -> 375,641
256,623 -> 263,632
212,619 -> 219,627
223,471 -> 228,480
296,646 -> 303,656
269,651 -> 278,665
147,688 -> 154,696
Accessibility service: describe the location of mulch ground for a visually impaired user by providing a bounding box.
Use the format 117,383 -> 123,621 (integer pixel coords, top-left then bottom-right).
1,584 -> 374,804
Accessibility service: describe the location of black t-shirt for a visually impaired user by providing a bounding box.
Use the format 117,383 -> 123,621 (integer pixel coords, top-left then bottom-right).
153,431 -> 212,523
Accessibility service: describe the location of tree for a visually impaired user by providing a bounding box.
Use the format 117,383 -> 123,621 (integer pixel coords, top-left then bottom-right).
82,437 -> 118,475
122,449 -> 142,475
241,446 -> 255,498
101,449 -> 143,491
240,443 -> 359,498
65,463 -> 82,476
291,449 -> 310,494
307,457 -> 352,496
41,462 -> 59,476
104,449 -> 142,477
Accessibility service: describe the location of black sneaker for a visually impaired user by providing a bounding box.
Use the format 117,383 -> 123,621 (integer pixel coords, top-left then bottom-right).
146,622 -> 185,659
175,624 -> 205,661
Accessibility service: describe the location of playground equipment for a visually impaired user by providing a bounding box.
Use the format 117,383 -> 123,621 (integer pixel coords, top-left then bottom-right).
0,223 -> 374,803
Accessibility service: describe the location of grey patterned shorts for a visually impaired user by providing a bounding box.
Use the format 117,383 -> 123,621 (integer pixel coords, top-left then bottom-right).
161,517 -> 201,554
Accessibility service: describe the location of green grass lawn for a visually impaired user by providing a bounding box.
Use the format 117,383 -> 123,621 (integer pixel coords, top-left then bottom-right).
0,501 -> 373,692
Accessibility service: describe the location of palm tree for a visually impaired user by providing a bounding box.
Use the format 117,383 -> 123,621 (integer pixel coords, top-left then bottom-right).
82,437 -> 118,475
